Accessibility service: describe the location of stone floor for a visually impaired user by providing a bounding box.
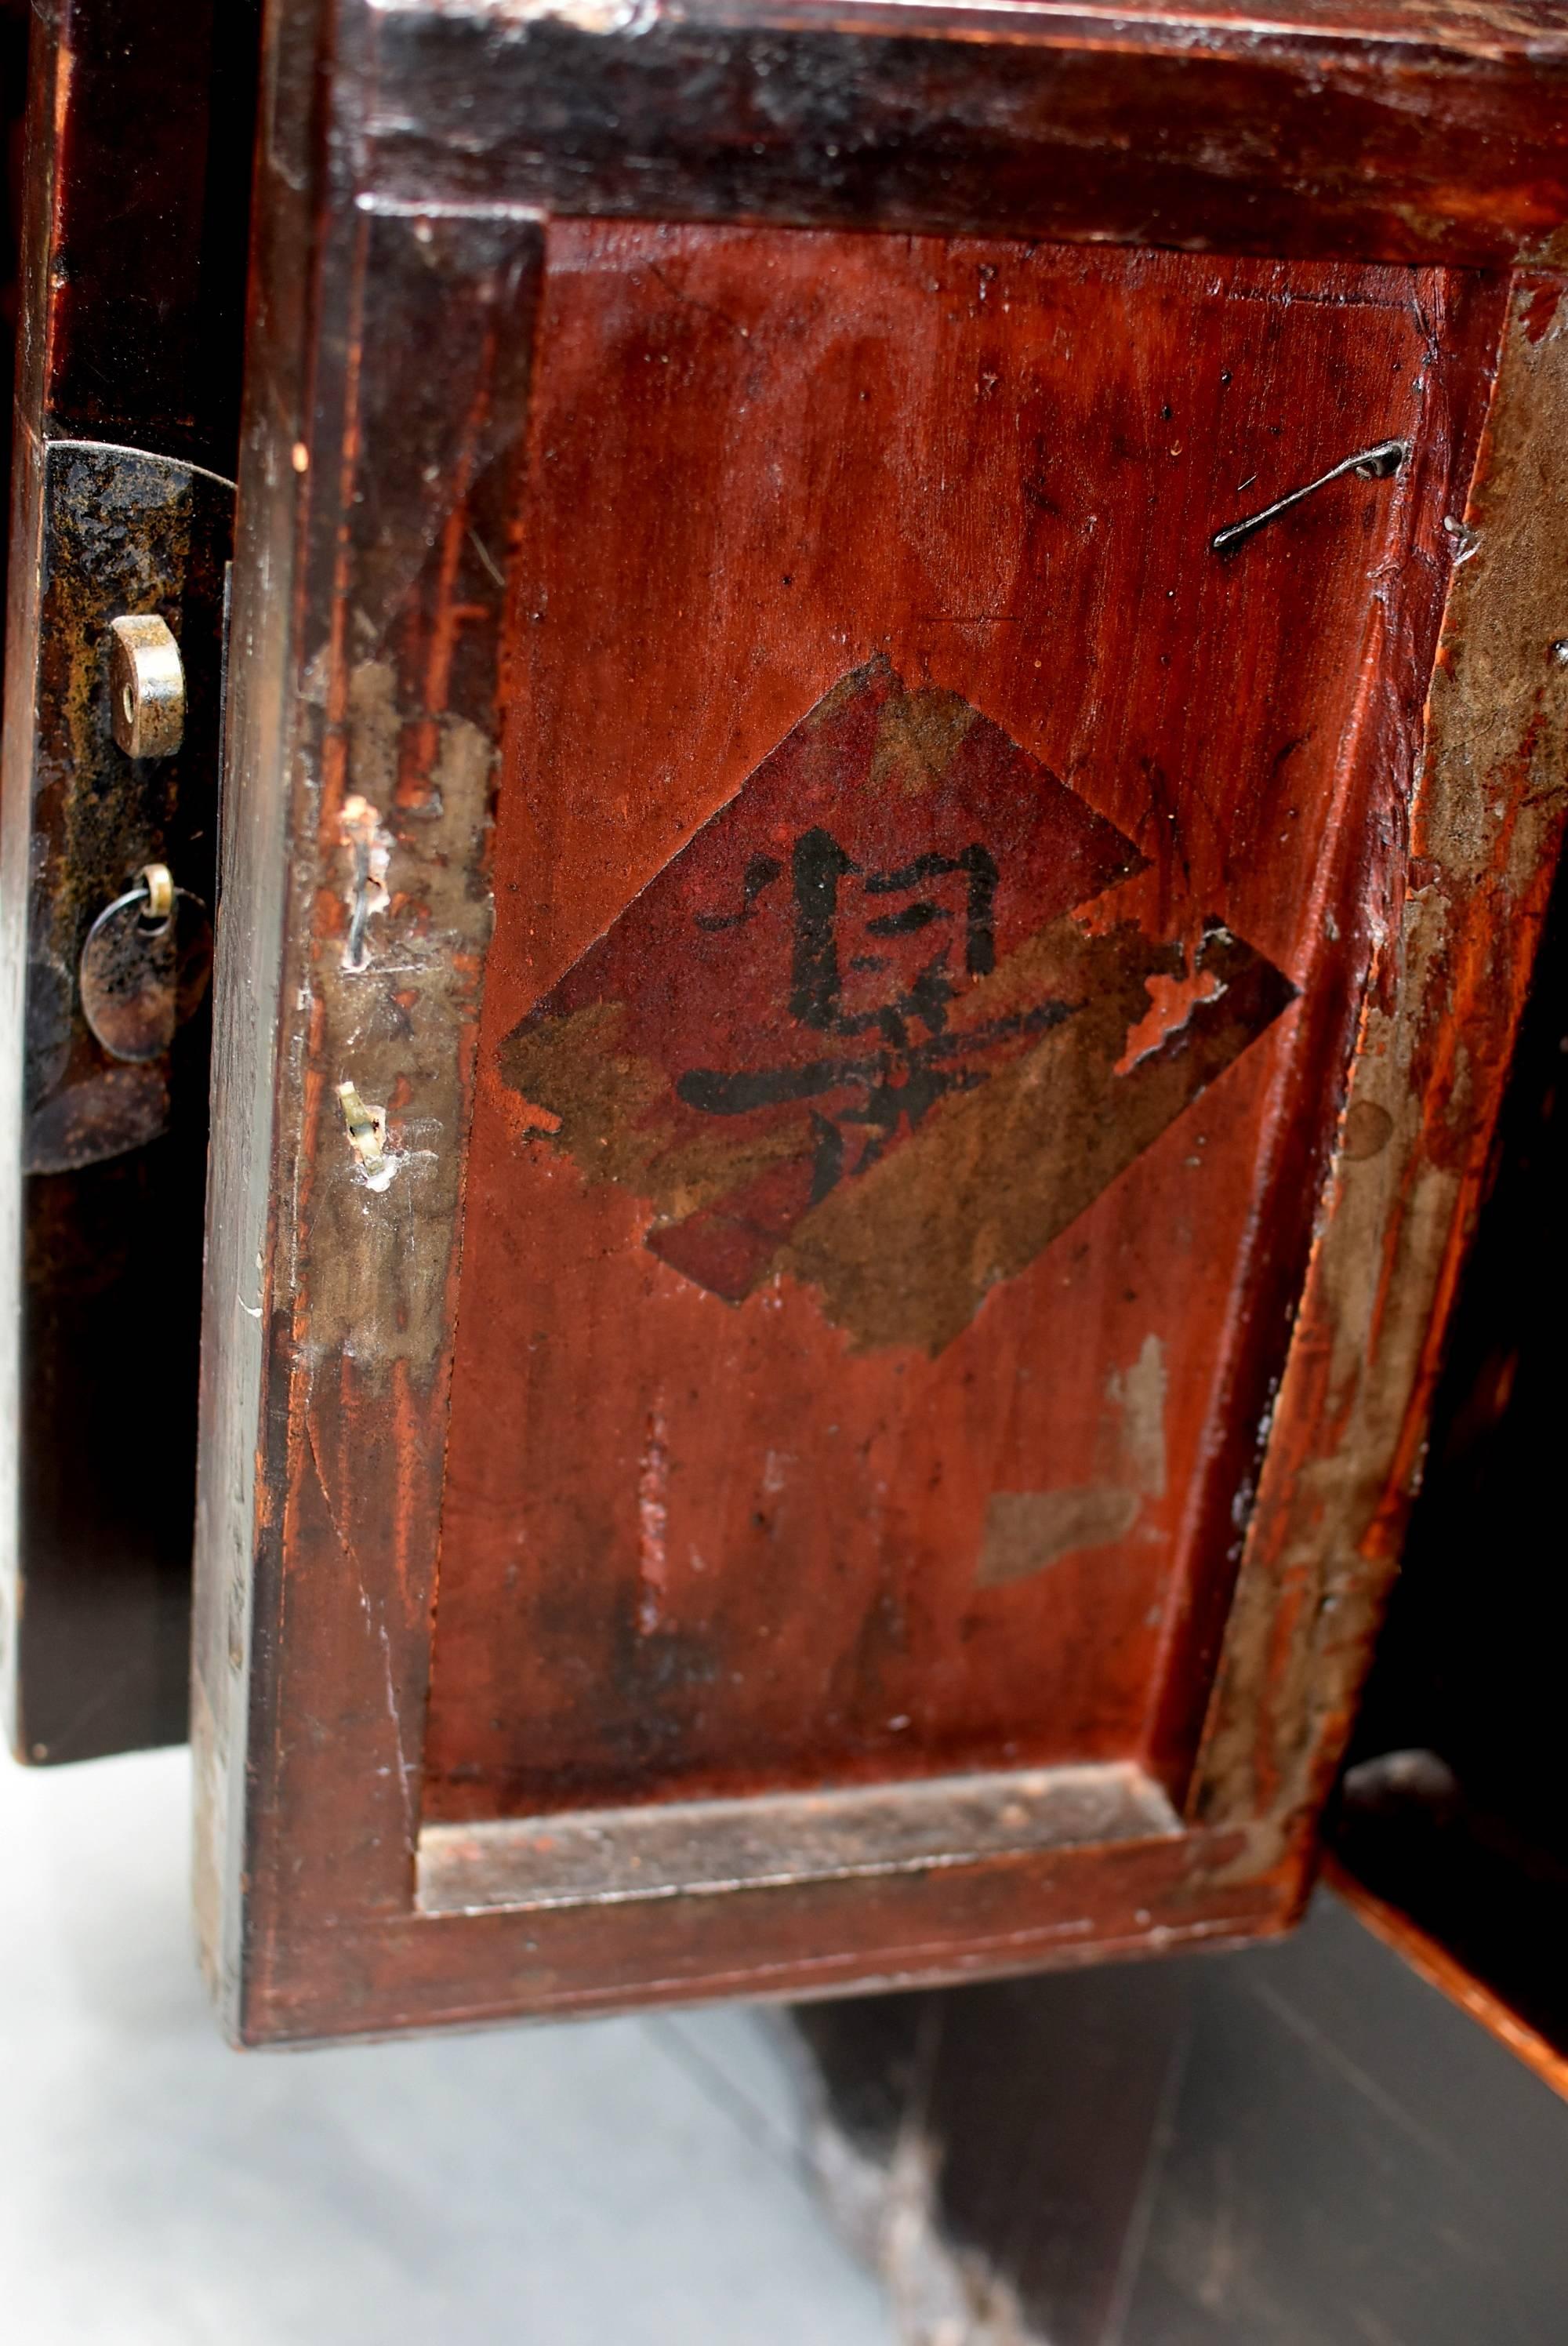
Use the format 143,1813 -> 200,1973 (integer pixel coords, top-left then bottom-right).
0,1742 -> 896,2345
11,1738 -> 1568,2346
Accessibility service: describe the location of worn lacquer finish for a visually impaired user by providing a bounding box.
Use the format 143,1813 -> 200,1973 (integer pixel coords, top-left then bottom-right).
1196,277 -> 1568,1851
422,225 -> 1494,1832
362,2 -> 1568,271
1326,827 -> 1568,2094
194,0 -> 1568,2043
194,194 -> 542,2007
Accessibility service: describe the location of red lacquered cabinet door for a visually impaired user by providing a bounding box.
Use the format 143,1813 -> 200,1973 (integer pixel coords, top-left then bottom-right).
192,0 -> 1568,2043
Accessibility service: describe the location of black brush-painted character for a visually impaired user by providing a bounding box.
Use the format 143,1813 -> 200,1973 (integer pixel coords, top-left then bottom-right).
680,827 -> 1077,1193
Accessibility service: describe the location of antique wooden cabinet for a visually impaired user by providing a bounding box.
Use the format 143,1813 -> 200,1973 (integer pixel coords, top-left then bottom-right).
2,0 -> 1566,2048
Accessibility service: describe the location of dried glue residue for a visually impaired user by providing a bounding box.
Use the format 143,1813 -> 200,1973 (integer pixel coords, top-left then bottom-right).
339,793 -> 392,971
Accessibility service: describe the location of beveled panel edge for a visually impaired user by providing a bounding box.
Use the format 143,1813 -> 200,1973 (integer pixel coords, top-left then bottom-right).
1195,274 -> 1568,1848
417,1760 -> 1181,1915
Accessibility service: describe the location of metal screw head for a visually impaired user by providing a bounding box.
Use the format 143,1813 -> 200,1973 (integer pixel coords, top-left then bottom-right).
108,613 -> 185,758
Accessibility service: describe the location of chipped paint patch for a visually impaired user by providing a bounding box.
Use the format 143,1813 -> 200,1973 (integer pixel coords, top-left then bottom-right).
301,664 -> 496,1370
978,1333 -> 1167,1585
1115,957 -> 1227,1075
977,1487 -> 1142,1587
1109,1332 -> 1169,1502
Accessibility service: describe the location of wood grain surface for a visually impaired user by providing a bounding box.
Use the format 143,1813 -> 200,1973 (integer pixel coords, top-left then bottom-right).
423,225 -> 1499,1828
191,0 -> 1568,2042
360,1 -> 1568,269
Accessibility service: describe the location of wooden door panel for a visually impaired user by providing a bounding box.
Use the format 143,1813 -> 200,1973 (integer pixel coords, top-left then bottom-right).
422,226 -> 1491,1837
192,0 -> 1568,2044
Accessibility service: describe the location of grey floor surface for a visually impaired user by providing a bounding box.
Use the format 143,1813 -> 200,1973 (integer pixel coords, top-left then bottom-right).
0,1742 -> 898,2346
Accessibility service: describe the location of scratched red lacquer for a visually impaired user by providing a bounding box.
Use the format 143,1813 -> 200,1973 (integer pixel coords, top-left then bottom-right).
417,221 -> 1472,1832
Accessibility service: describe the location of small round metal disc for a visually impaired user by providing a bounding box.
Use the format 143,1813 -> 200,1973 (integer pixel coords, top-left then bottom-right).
79,890 -> 212,1063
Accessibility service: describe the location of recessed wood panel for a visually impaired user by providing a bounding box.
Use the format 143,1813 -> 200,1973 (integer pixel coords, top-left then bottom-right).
420,224 -> 1490,1826
196,0 -> 1568,2046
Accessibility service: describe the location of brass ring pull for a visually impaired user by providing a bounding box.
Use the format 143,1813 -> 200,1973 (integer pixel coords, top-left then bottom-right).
140,861 -> 175,924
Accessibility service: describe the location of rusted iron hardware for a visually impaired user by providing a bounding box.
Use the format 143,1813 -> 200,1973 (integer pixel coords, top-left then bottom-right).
8,442 -> 234,1174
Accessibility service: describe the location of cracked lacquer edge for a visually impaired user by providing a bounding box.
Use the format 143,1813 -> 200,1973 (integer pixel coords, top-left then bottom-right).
1193,273 -> 1568,1872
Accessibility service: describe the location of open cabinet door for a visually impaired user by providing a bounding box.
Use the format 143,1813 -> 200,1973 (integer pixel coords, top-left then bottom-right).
194,0 -> 1568,2044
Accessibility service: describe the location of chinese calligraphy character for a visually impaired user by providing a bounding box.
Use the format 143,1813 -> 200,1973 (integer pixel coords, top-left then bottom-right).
678,826 -> 1074,1193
